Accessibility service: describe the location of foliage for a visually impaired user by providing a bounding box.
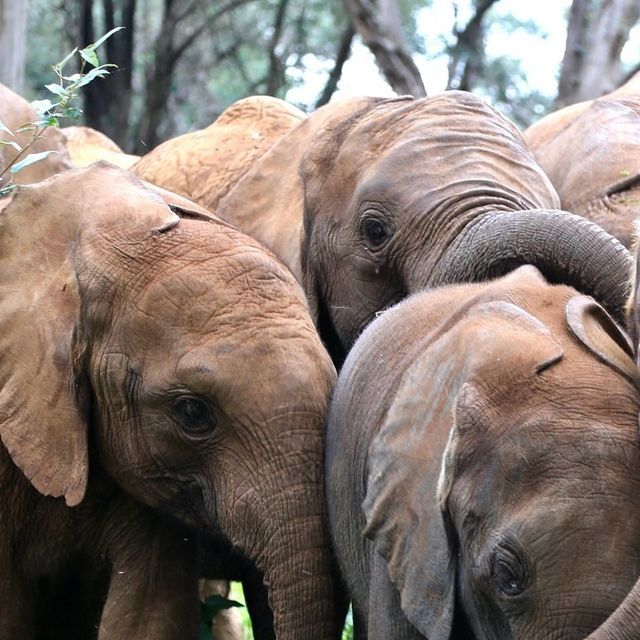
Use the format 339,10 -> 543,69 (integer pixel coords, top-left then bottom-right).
0,26 -> 122,196
199,593 -> 244,640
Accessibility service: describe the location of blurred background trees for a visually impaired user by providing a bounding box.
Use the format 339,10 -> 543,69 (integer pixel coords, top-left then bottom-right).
8,0 -> 640,153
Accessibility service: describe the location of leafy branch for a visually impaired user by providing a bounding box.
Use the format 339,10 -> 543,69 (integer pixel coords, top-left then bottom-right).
0,26 -> 123,196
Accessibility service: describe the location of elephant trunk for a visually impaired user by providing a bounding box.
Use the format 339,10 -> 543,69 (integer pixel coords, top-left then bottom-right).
424,209 -> 633,327
582,576 -> 640,640
241,491 -> 345,640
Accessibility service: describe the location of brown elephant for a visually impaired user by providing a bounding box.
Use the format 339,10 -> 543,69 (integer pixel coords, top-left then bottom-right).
217,91 -> 633,366
131,96 -> 305,212
326,265 -> 640,640
60,125 -> 139,169
524,72 -> 640,248
571,239 -> 640,640
0,162 -> 341,640
0,82 -> 72,186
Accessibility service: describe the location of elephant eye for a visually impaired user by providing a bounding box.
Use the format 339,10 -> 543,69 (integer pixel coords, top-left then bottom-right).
361,217 -> 391,249
490,545 -> 528,598
172,396 -> 216,435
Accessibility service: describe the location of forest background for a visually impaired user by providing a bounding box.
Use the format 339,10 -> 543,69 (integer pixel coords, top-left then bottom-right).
0,0 -> 639,155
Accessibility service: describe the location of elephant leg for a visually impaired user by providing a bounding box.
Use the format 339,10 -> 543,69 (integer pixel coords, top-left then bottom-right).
98,524 -> 200,640
368,551 -> 425,640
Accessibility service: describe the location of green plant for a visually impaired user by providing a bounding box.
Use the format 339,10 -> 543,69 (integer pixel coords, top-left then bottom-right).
0,26 -> 123,196
199,593 -> 244,640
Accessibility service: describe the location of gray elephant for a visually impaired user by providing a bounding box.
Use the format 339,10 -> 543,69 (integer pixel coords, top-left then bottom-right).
524,72 -> 640,249
0,162 -> 341,639
326,265 -> 640,639
217,91 -> 632,366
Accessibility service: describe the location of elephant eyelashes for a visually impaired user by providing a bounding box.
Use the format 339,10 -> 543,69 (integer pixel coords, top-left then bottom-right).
360,216 -> 391,250
490,545 -> 529,598
172,396 -> 216,435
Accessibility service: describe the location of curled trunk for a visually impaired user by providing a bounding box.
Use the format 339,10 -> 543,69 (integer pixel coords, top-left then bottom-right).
428,209 -> 633,327
583,576 -> 640,639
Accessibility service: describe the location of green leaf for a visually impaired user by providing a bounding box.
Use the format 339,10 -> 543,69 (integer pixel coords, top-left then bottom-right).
201,595 -> 243,626
0,141 -> 22,152
62,73 -> 82,82
10,150 -> 58,174
62,107 -> 83,119
30,99 -> 55,116
88,26 -> 124,51
79,47 -> 100,68
15,123 -> 37,133
0,120 -> 13,136
75,67 -> 112,88
199,622 -> 212,640
44,83 -> 66,97
0,183 -> 17,197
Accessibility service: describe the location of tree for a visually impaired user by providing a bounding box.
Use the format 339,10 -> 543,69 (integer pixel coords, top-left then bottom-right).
0,0 -> 28,93
556,0 -> 640,107
446,0 -> 500,90
343,0 -> 426,96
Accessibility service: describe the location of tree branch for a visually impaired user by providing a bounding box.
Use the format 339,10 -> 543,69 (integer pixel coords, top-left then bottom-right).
315,24 -> 355,107
343,0 -> 426,97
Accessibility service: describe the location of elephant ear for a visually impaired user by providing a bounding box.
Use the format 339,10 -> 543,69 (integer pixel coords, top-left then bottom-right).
566,295 -> 639,383
0,161 -> 180,506
362,299 -> 564,640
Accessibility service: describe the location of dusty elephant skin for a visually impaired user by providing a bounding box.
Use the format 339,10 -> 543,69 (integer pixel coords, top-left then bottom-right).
524,72 -> 640,249
131,95 -> 305,212
326,266 -> 640,640
217,91 -> 633,368
0,162 -> 342,640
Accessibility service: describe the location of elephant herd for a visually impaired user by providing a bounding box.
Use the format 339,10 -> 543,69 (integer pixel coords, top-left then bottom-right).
2,73 -> 640,640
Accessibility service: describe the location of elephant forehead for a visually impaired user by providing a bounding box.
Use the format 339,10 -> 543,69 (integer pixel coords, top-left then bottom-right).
335,99 -> 559,212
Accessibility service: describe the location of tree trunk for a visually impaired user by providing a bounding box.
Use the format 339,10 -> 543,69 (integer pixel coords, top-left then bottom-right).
80,0 -> 136,150
343,0 -> 426,97
446,0 -> 500,91
556,0 -> 640,107
0,0 -> 27,94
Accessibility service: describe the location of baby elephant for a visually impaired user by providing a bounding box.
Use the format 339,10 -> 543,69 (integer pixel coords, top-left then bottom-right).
0,162 -> 341,640
326,265 -> 640,640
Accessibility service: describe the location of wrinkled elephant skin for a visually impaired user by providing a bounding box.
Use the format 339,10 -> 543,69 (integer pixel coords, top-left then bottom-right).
327,266 -> 640,640
0,162 -> 342,640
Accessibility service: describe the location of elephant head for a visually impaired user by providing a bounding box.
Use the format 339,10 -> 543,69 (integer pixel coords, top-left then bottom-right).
131,95 -> 305,212
298,91 -> 633,364
327,266 -> 640,640
524,71 -> 640,248
0,162 -> 341,639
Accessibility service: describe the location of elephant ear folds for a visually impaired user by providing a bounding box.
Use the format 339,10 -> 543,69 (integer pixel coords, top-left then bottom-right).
0,163 -> 182,506
567,295 -> 639,383
362,345 -> 459,640
0,187 -> 88,506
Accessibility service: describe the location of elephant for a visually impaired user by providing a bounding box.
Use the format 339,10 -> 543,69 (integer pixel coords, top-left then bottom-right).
0,162 -> 342,640
131,95 -> 305,212
325,264 -> 640,640
0,82 -> 72,186
524,72 -> 640,248
60,125 -> 139,169
215,90 -> 634,366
